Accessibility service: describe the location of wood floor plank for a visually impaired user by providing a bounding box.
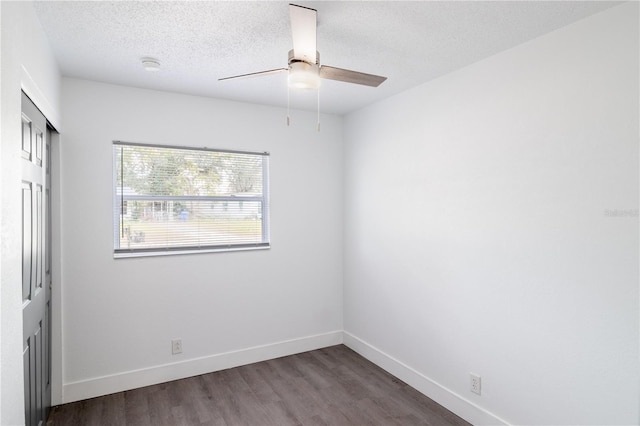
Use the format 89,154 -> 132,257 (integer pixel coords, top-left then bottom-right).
262,400 -> 302,426
147,385 -> 178,425
100,393 -> 127,425
47,345 -> 471,426
237,364 -> 281,407
123,386 -> 152,426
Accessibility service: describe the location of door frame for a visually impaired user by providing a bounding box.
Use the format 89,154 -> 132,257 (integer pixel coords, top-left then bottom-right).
48,129 -> 62,406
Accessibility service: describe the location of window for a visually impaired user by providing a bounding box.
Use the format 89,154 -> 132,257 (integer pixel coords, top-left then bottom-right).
113,141 -> 269,257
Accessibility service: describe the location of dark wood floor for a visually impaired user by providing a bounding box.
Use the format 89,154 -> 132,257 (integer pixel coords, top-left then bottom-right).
47,345 -> 470,426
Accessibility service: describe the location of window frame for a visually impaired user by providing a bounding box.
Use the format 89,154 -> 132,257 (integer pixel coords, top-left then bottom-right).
112,141 -> 270,258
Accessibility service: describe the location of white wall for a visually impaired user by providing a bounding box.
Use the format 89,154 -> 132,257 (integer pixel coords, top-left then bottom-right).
0,1 -> 61,424
343,3 -> 639,425
59,78 -> 343,402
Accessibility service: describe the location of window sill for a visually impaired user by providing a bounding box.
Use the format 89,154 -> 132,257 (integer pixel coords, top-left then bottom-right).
113,244 -> 270,259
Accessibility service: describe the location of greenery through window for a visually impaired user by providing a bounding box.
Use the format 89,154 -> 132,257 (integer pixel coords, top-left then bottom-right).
113,142 -> 269,256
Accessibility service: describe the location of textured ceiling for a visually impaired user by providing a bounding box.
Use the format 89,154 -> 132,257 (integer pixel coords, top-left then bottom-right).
33,1 -> 620,115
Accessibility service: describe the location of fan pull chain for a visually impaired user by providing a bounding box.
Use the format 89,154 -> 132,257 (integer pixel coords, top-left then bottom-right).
287,84 -> 291,126
317,86 -> 320,132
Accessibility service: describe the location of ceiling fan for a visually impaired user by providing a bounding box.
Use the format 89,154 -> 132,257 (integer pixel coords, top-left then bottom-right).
219,4 -> 387,90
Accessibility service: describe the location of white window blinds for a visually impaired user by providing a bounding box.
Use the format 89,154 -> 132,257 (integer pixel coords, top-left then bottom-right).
113,142 -> 269,256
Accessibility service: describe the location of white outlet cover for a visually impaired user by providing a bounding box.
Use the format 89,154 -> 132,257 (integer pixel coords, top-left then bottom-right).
171,339 -> 182,355
470,373 -> 481,395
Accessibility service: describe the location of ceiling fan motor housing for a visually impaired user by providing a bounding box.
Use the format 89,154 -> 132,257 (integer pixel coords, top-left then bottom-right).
288,49 -> 320,66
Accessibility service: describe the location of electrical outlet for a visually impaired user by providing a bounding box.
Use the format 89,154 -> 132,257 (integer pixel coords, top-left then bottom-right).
171,338 -> 182,355
470,373 -> 481,395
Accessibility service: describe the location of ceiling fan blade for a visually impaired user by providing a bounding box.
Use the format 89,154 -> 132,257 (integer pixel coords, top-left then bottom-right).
290,4 -> 317,63
219,68 -> 288,82
320,66 -> 387,87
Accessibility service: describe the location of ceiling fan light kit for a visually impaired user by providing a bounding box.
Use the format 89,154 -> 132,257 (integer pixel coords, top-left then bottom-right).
288,61 -> 320,90
219,3 -> 387,129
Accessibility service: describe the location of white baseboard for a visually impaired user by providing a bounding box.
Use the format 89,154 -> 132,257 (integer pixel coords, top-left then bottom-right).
343,331 -> 509,426
62,330 -> 343,404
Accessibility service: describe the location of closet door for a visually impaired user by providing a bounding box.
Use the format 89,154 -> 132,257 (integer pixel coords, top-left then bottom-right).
22,91 -> 51,426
